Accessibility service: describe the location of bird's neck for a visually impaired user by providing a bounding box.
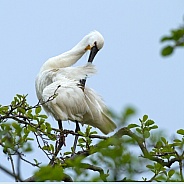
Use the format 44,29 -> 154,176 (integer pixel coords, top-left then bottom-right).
40,43 -> 86,72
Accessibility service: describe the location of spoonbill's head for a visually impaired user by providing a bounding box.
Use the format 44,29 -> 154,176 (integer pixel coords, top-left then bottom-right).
84,30 -> 104,63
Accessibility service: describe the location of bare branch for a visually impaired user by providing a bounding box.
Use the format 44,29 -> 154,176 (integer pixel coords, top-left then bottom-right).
25,85 -> 61,111
0,164 -> 22,182
8,154 -> 17,182
76,163 -> 107,181
49,133 -> 66,166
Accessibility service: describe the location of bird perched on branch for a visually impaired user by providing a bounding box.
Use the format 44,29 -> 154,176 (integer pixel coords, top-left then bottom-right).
35,31 -> 116,150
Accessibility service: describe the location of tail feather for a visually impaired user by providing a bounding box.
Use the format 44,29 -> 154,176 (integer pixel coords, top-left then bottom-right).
83,108 -> 116,134
83,111 -> 116,135
83,87 -> 117,134
99,112 -> 117,134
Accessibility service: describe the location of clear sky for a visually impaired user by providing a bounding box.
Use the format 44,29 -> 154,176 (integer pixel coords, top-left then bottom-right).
0,0 -> 184,181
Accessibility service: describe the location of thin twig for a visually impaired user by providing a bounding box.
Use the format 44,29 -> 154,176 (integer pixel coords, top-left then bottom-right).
16,151 -> 21,181
0,164 -> 22,182
8,153 -> 18,182
34,132 -> 52,160
19,154 -> 40,167
49,132 -> 66,166
175,151 -> 184,181
73,163 -> 107,181
25,85 -> 61,111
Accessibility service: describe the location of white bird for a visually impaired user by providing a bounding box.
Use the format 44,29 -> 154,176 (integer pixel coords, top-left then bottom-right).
35,31 -> 116,142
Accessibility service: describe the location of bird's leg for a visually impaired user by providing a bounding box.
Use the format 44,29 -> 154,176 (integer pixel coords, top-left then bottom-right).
57,120 -> 65,147
58,120 -> 63,130
72,121 -> 80,156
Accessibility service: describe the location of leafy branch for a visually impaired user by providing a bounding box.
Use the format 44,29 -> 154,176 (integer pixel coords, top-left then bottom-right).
0,94 -> 184,181
160,19 -> 184,56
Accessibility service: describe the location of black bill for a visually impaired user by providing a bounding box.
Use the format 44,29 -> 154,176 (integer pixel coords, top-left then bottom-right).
87,44 -> 99,63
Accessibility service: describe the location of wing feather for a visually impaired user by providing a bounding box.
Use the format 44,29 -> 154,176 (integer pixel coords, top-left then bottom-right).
54,63 -> 96,81
42,78 -> 90,122
35,63 -> 116,134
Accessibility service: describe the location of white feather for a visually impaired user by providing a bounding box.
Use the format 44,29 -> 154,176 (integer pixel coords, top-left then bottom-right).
35,31 -> 116,134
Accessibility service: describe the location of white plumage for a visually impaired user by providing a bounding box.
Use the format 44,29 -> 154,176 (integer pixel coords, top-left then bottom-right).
35,31 -> 116,134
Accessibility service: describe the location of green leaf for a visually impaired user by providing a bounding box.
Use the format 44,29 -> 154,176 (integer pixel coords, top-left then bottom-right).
86,125 -> 92,136
173,139 -> 181,143
154,162 -> 165,171
48,134 -> 56,141
145,120 -> 154,126
146,164 -> 154,169
156,140 -> 163,148
171,29 -> 184,41
49,144 -> 54,153
42,145 -> 50,151
161,137 -> 167,144
37,118 -> 45,125
17,107 -> 26,114
35,106 -> 41,114
121,107 -> 136,124
0,106 -> 9,114
23,127 -> 29,134
149,125 -> 158,130
143,130 -> 150,138
45,122 -> 52,133
34,165 -> 64,181
12,122 -> 22,135
23,143 -> 32,152
27,125 -> 36,132
136,128 -> 142,134
34,159 -> 39,164
168,169 -> 175,178
160,36 -> 173,42
78,138 -> 86,144
26,137 -> 34,141
128,123 -> 139,129
90,131 -> 97,135
40,124 -> 46,131
143,115 -> 148,122
64,151 -> 72,156
154,175 -> 167,181
27,109 -> 33,119
38,114 -> 48,119
161,46 -> 173,56
17,94 -> 23,99
177,129 -> 184,135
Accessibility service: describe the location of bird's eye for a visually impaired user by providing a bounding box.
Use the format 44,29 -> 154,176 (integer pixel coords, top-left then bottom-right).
94,41 -> 99,50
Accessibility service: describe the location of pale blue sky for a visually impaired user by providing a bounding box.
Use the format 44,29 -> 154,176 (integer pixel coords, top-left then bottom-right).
0,0 -> 184,181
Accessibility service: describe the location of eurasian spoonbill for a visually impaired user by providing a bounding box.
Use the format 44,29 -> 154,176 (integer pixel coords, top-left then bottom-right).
35,31 -> 116,150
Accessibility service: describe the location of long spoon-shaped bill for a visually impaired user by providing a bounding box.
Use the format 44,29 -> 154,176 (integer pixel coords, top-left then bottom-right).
88,44 -> 99,63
